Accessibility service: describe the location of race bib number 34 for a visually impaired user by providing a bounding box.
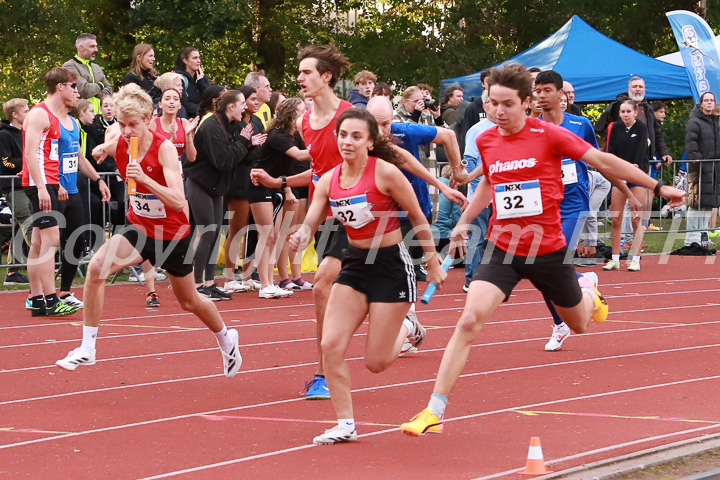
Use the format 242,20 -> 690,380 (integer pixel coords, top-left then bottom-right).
494,180 -> 543,219
330,193 -> 374,229
132,192 -> 167,219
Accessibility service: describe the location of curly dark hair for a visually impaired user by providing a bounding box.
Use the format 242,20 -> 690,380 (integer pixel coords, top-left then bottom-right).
335,108 -> 402,167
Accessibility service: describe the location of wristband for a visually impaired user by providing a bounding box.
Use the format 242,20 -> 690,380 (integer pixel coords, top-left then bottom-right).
280,176 -> 287,189
653,179 -> 665,195
451,159 -> 469,170
95,177 -> 104,184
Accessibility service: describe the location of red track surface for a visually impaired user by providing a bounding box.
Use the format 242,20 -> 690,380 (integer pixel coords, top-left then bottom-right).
1,255 -> 719,479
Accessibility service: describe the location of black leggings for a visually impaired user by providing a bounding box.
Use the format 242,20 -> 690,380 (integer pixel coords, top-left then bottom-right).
58,193 -> 87,292
186,177 -> 224,284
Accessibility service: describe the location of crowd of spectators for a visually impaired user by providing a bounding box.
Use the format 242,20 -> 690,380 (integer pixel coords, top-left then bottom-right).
1,32 -> 718,301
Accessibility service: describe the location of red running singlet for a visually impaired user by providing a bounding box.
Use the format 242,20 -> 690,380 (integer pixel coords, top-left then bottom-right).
302,99 -> 353,198
21,102 -> 61,187
328,156 -> 400,241
115,131 -> 190,240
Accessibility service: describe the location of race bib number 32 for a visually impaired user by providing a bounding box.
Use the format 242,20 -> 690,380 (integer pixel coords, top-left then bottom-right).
330,193 -> 374,229
494,180 -> 543,219
132,193 -> 167,219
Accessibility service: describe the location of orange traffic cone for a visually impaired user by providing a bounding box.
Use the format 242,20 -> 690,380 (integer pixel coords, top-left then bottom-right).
520,437 -> 554,475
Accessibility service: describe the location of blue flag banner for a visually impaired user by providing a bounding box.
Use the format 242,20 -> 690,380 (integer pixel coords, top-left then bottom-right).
667,10 -> 720,103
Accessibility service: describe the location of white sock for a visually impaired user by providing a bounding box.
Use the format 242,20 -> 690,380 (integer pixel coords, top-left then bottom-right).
428,393 -> 448,419
402,317 -> 415,337
612,254 -> 620,262
213,325 -> 233,352
338,418 -> 356,433
81,325 -> 98,352
633,256 -> 641,264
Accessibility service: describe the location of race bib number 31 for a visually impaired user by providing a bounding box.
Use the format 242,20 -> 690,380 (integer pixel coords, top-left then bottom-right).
330,193 -> 374,229
132,193 -> 167,219
494,180 -> 543,219
62,152 -> 78,174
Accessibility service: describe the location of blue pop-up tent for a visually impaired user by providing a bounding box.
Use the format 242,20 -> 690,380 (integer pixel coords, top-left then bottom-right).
442,15 -> 693,102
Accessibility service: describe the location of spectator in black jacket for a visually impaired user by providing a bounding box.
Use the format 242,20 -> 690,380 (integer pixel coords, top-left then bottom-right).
684,92 -> 720,245
184,90 -> 249,298
173,47 -> 210,118
0,98 -> 31,283
122,43 -> 161,103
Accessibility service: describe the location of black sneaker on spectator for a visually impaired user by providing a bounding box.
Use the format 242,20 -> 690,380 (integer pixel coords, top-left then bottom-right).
207,284 -> 232,301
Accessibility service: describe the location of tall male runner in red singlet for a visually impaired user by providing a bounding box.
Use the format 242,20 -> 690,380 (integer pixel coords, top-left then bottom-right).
22,67 -> 110,317
55,84 -> 242,377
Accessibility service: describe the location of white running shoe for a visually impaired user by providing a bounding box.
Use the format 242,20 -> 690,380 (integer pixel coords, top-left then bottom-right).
544,322 -> 571,351
224,280 -> 252,293
602,259 -> 620,271
399,339 -> 418,356
242,279 -> 262,291
56,347 -> 96,371
222,329 -> 242,378
627,260 -> 640,272
258,285 -> 294,299
405,304 -> 426,349
128,271 -> 145,282
61,293 -> 84,308
25,298 -> 31,310
313,425 -> 358,445
154,271 -> 167,281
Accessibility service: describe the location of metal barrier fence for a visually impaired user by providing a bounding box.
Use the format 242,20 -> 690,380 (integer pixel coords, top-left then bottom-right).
0,171 -> 124,269
0,159 -> 717,270
595,158 -> 719,245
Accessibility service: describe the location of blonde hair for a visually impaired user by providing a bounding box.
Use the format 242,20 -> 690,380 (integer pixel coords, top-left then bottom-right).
113,83 -> 153,119
402,86 -> 421,101
3,98 -> 28,120
157,72 -> 182,92
71,99 -> 93,118
441,165 -> 453,179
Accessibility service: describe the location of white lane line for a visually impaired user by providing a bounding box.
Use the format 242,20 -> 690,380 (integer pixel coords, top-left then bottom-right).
133,373 -> 720,479
3,312 -> 720,377
2,298 -> 718,352
1,275 -> 715,332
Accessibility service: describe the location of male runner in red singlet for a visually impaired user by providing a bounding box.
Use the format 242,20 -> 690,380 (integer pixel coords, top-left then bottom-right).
250,46 -> 468,399
401,64 -> 686,436
22,67 -> 111,317
55,84 -> 242,376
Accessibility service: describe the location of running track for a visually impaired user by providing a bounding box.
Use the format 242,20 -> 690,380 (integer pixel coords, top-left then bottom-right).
1,255 -> 719,479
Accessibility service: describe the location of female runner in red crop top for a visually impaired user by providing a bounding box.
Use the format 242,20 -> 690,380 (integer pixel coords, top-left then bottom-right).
289,108 -> 446,445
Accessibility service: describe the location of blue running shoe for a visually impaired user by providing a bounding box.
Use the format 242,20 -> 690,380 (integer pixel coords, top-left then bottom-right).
303,375 -> 330,400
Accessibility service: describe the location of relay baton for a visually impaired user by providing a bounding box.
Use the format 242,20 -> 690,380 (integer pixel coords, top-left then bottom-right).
420,255 -> 454,305
128,136 -> 138,196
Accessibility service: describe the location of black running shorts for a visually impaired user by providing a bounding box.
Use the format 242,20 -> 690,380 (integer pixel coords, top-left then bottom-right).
25,184 -> 61,229
471,242 -> 583,308
118,225 -> 194,278
334,243 -> 416,303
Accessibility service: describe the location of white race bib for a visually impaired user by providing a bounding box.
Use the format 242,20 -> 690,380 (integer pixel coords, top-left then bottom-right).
561,159 -> 578,185
494,180 -> 543,219
131,192 -> 167,219
330,193 -> 374,229
62,152 -> 78,174
50,139 -> 59,162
